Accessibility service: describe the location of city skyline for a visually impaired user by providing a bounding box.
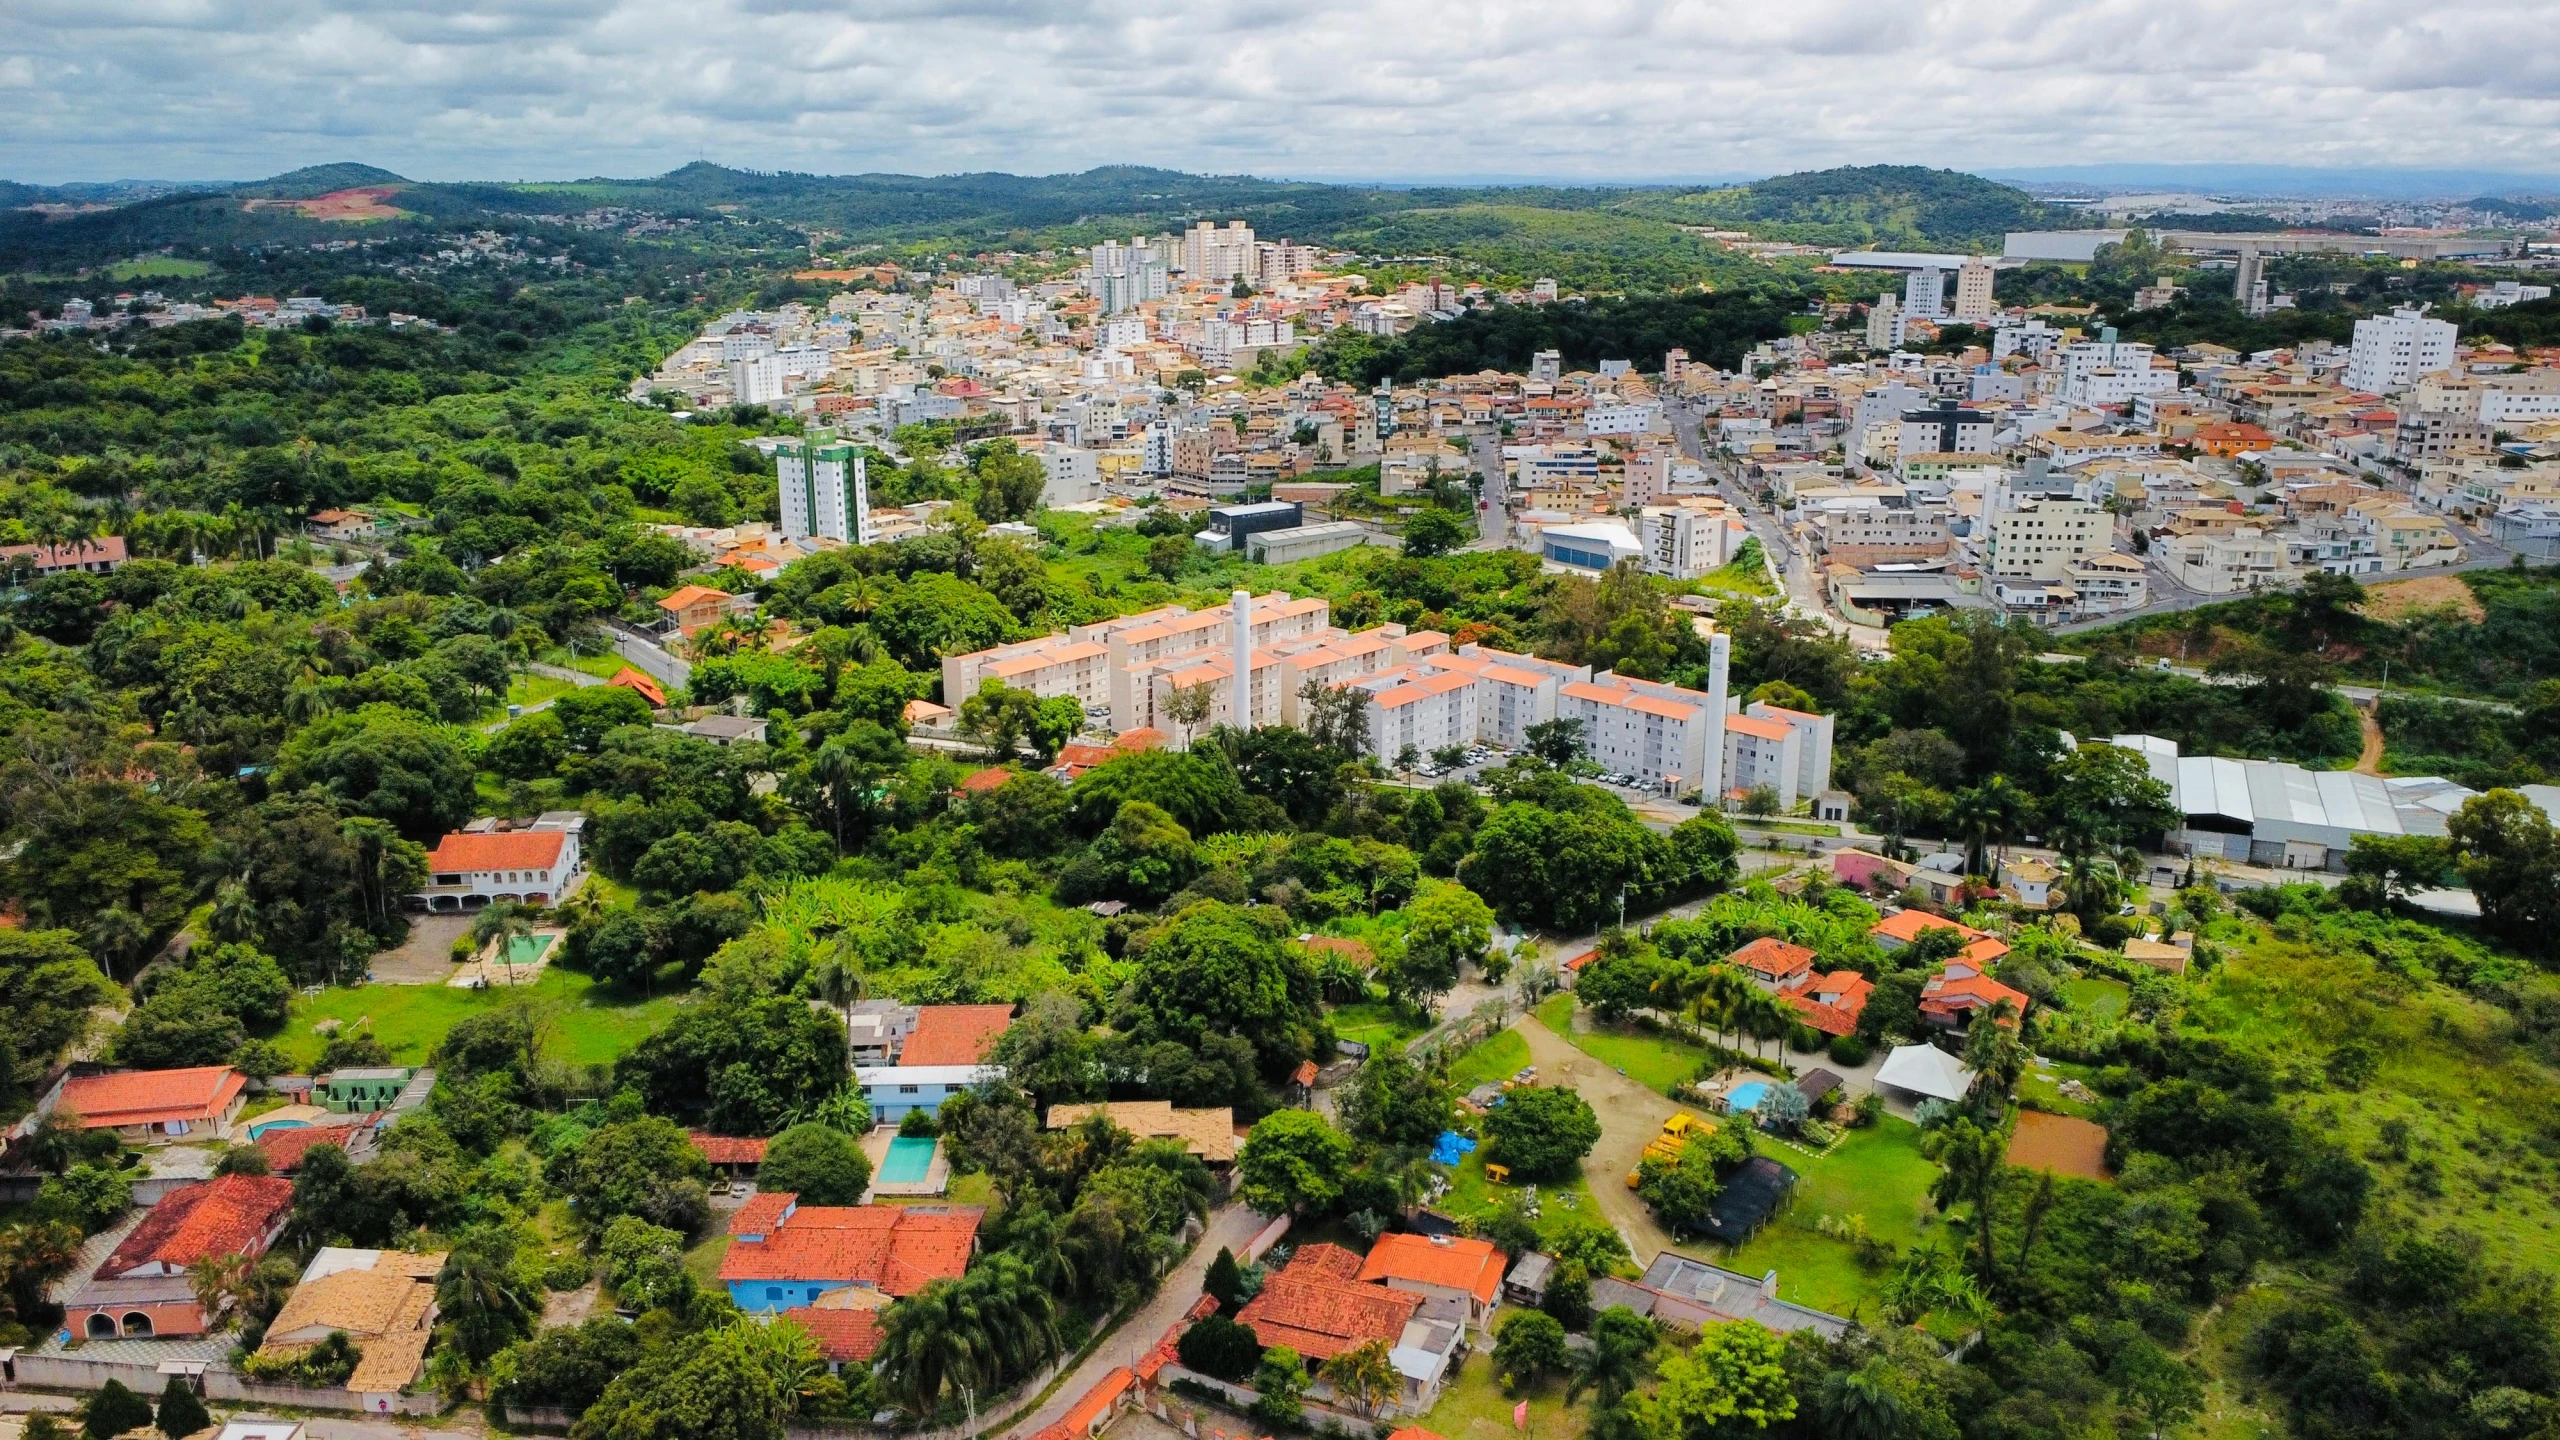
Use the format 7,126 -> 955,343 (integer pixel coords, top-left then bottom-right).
3,0 -> 2556,187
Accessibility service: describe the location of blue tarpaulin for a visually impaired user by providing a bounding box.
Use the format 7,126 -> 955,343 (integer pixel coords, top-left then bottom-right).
1430,1131 -> 1478,1167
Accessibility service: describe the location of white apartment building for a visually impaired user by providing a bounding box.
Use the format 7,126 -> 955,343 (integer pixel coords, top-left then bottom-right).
1743,702 -> 1834,809
1951,258 -> 1997,323
1640,503 -> 1749,580
1983,494 -> 2105,582
1587,402 -> 1666,436
2345,309 -> 2459,394
2059,334 -> 2176,406
1903,267 -> 1945,321
1806,494 -> 1951,556
2481,371 -> 2560,427
1030,444 -> 1101,507
2158,527 -> 2299,594
2068,551 -> 2150,611
1866,295 -> 1902,351
1623,452 -> 1707,507
1354,667 -> 1481,767
1897,401 -> 1996,457
1723,712 -> 1806,809
729,353 -> 787,407
1182,221 -> 1257,282
776,440 -> 871,544
1434,647 -> 1583,748
1557,672 -> 1721,793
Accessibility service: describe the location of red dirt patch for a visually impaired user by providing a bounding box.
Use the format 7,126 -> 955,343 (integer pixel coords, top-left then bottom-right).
2007,1110 -> 2112,1180
244,186 -> 405,222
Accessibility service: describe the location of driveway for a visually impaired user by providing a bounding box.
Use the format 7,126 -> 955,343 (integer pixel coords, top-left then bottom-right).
1512,1014 -> 1692,1269
997,1202 -> 1266,1440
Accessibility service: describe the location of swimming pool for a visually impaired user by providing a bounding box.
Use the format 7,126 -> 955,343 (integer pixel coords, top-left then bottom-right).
1726,1081 -> 1771,1112
504,934 -> 554,965
880,1136 -> 937,1184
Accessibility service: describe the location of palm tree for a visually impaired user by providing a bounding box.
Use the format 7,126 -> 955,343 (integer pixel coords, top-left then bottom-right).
808,939 -> 865,1032
83,906 -> 153,982
1566,1308 -> 1654,1409
1318,1340 -> 1398,1417
471,902 -> 537,976
208,879 -> 259,945
809,738 -> 865,850
188,1254 -> 250,1331
436,1229 -> 538,1363
1921,1119 -> 2009,1287
1820,1361 -> 1910,1440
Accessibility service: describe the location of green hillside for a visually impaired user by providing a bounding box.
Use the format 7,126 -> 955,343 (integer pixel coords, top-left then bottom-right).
1623,163 -> 2088,248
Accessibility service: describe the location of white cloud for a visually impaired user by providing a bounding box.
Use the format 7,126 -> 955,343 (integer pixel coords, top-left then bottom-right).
1,0 -> 2554,184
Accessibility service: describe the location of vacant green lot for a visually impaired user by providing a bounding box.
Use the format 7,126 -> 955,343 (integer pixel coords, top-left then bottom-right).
2066,977 -> 2129,1017
1331,1000 -> 1427,1052
1442,1029 -> 1531,1091
1418,1349 -> 1596,1440
105,256 -> 213,280
1534,995 -> 1717,1095
284,968 -> 685,1070
1721,1116 -> 1941,1318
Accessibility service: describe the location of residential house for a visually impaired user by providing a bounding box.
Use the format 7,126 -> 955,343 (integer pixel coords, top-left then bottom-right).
855,1064 -> 1003,1124
691,1133 -> 769,1178
719,1196 -> 982,1311
1920,957 -> 2032,1029
52,1066 -> 248,1144
1357,1233 -> 1506,1334
0,536 -> 129,577
255,1121 -> 378,1174
316,1068 -> 415,1113
1589,1252 -> 1846,1338
1726,937 -> 1816,985
606,667 -> 667,707
2000,857 -> 2059,909
900,1005 -> 1017,1067
410,822 -> 583,912
782,1301 -> 887,1375
257,1248 -> 446,1413
657,584 -> 749,639
1778,972 -> 1875,1038
66,1174 -> 294,1338
1236,1243 -> 1429,1393
1045,1101 -> 1238,1166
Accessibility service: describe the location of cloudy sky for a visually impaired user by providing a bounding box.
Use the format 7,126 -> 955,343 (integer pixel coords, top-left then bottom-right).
4,0 -> 2556,186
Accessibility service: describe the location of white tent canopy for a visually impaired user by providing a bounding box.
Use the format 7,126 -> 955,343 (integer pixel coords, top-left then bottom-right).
1874,1044 -> 1974,1103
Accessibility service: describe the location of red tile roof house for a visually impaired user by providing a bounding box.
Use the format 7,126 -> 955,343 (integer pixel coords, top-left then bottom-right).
781,1304 -> 886,1374
718,1195 -> 982,1312
1358,1233 -> 1506,1333
52,1066 -> 249,1145
1920,958 -> 2031,1031
690,1132 -> 770,1177
1726,936 -> 1817,985
1868,911 -> 2008,971
65,1174 -> 293,1338
899,1005 -> 1016,1066
1780,971 -> 1876,1038
411,828 -> 583,912
1237,1243 -> 1423,1364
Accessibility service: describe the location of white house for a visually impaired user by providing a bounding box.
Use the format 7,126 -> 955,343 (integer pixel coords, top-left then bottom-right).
411,816 -> 585,912
856,1065 -> 1004,1123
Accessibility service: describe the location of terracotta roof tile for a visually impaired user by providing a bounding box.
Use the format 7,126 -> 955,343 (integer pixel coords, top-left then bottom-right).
1357,1233 -> 1504,1304
1869,911 -> 1990,946
1237,1245 -> 1422,1361
783,1306 -> 885,1362
1727,936 -> 1816,980
101,1174 -> 292,1276
255,1123 -> 366,1172
57,1067 -> 245,1130
423,831 -> 567,874
901,1005 -> 1015,1066
719,1203 -> 981,1295
690,1132 -> 769,1166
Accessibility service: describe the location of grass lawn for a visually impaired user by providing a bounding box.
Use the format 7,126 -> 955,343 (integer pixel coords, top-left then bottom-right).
2066,977 -> 2129,1017
1418,1351 -> 1591,1440
283,968 -> 685,1070
1720,1116 -> 1942,1318
2018,1059 -> 2102,1119
1734,818 -> 1842,837
1438,1144 -> 1607,1257
1442,1029 -> 1531,1092
105,256 -> 213,280
1531,998 -> 1715,1096
684,1233 -> 731,1291
506,672 -> 582,710
1331,1000 -> 1427,1052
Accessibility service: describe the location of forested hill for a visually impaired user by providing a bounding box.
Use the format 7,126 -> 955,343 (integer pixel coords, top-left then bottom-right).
1620,164 -> 2093,248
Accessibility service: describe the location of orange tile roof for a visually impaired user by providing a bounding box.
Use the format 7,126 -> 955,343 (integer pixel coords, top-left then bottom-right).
901,1005 -> 1015,1066
1032,1367 -> 1134,1440
729,1191 -> 795,1237
957,767 -> 1015,795
1780,970 -> 1873,1037
101,1175 -> 292,1276
423,830 -> 568,874
1868,911 -> 1990,947
58,1067 -> 245,1130
658,584 -> 732,612
1357,1233 -> 1503,1305
1237,1244 -> 1423,1361
783,1306 -> 885,1363
719,1203 -> 981,1295
1724,714 -> 1794,742
255,1123 -> 365,1172
607,668 -> 667,706
1922,970 -> 2031,1026
1727,936 -> 1816,981
690,1132 -> 769,1166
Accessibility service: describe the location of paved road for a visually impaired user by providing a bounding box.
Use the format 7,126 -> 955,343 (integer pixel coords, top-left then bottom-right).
996,1202 -> 1266,1440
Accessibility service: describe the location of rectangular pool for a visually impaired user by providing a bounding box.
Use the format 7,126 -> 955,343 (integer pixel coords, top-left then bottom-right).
1726,1081 -> 1771,1113
880,1136 -> 937,1184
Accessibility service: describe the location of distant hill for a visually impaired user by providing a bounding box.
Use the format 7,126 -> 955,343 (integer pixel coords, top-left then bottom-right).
1622,165 -> 2091,249
2469,195 -> 2557,221
231,163 -> 411,198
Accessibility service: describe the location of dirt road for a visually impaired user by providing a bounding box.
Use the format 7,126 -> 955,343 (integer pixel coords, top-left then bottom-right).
1514,1014 -> 1693,1269
2353,701 -> 2386,775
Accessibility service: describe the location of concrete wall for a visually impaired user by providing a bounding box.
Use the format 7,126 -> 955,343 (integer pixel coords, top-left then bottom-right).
8,1356 -> 443,1417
